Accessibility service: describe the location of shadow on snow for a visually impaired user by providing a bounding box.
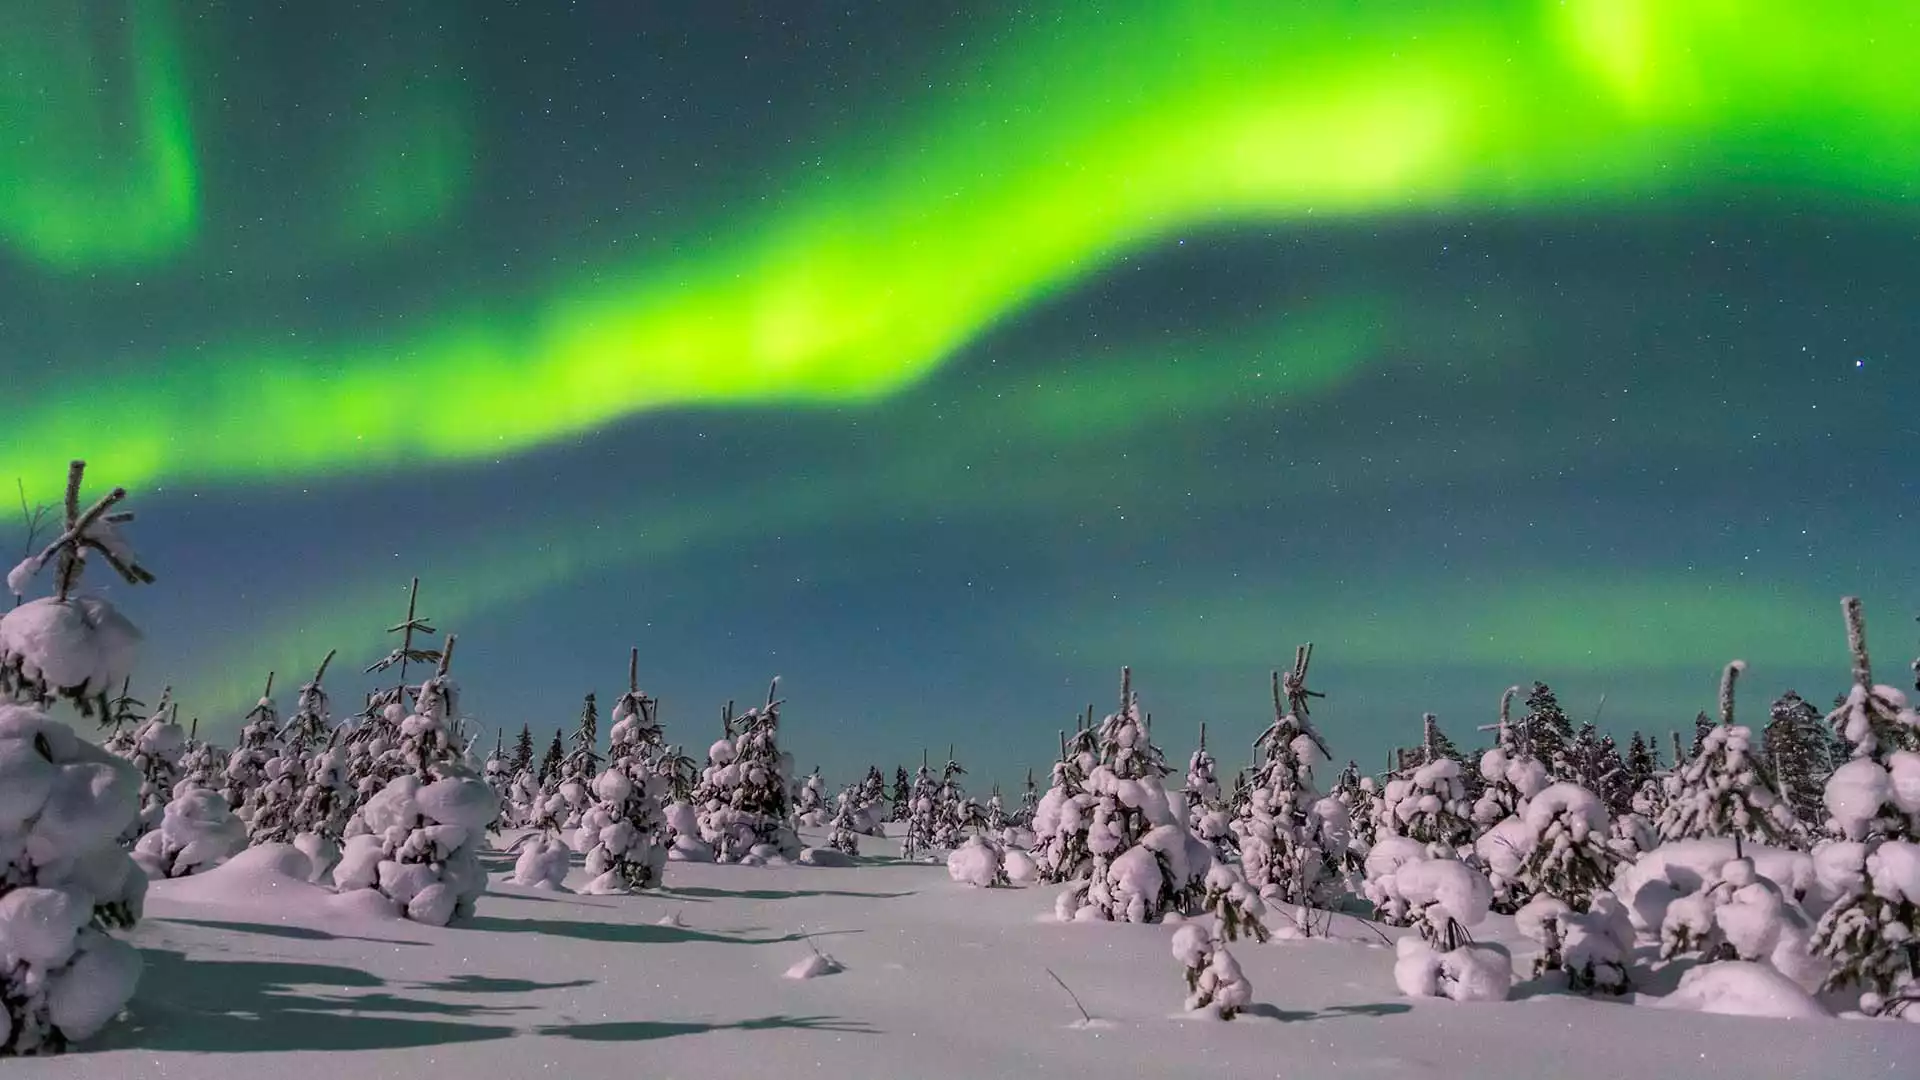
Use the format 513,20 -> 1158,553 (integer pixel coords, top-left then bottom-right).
156,916 -> 429,948
94,949 -> 522,1054
537,1014 -> 879,1042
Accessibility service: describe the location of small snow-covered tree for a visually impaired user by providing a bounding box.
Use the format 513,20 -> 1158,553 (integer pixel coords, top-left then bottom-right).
1765,690 -> 1833,828
1520,682 -> 1575,780
1060,667 -> 1221,925
796,767 -> 828,827
828,786 -> 861,855
902,759 -> 940,860
509,722 -> 535,777
283,650 -> 337,756
1383,856 -> 1511,1002
123,690 -> 184,843
1657,662 -> 1794,855
1381,733 -> 1474,849
137,720 -> 246,878
289,737 -> 352,868
347,579 -> 442,802
1032,726 -> 1097,883
99,680 -> 142,758
984,787 -> 1007,833
693,681 -> 798,861
136,785 -> 247,879
1516,783 -> 1620,913
243,742 -> 304,847
558,692 -> 604,836
332,636 -> 497,924
1184,721 -> 1233,858
482,733 -> 512,830
1,461 -> 154,719
175,732 -> 224,796
1,703 -> 149,1054
221,674 -> 283,814
579,651 -> 668,893
1231,664 -> 1338,910
1810,598 -> 1920,1015
889,765 -> 911,821
1336,765 -> 1379,863
1171,925 -> 1251,1020
537,728 -> 565,786
931,752 -> 969,849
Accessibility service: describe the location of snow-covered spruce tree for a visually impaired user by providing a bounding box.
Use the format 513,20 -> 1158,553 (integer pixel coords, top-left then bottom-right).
1032,724 -> 1097,883
122,690 -> 184,843
99,680 -> 142,758
289,735 -> 352,871
1656,662 -> 1795,855
1231,662 -> 1340,910
332,636 -> 497,924
1017,767 -> 1040,829
984,786 -> 1007,833
1184,721 -> 1233,858
1519,682 -> 1575,781
559,692 -> 604,839
1171,925 -> 1251,1020
243,740 -> 303,848
1060,667 -> 1223,925
1335,763 -> 1378,863
1383,857 -> 1511,1002
902,759 -> 939,860
1624,731 -> 1658,797
1765,690 -> 1834,829
220,673 -> 282,815
505,767 -> 540,830
932,751 -> 969,849
693,681 -> 798,862
346,578 -> 443,804
510,722 -> 535,777
537,727 -> 565,787
889,765 -> 911,822
1,703 -> 150,1054
1380,716 -> 1475,849
175,729 -> 224,797
283,650 -> 337,756
482,732 -> 511,831
1689,709 -> 1715,761
1,460 -> 153,720
1810,597 -> 1920,1016
829,786 -> 862,856
1515,783 -> 1621,913
1472,689 -> 1550,912
578,650 -> 669,893
796,767 -> 828,827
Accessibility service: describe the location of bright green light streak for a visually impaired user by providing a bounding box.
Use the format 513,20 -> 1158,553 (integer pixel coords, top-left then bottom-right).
6,0 -> 1918,491
1028,574 -> 1848,675
0,1 -> 197,267
158,304 -> 1386,716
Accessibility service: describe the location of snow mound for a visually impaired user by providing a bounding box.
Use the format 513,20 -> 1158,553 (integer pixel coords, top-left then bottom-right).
947,836 -> 1007,888
799,846 -> 856,868
785,951 -> 844,979
1658,961 -> 1828,1020
1003,847 -> 1039,887
510,834 -> 572,889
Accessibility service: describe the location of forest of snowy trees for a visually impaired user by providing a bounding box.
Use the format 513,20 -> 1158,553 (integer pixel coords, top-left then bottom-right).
2,459 -> 1917,1055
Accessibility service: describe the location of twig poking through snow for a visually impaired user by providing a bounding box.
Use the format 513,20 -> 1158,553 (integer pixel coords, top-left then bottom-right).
1044,967 -> 1093,1025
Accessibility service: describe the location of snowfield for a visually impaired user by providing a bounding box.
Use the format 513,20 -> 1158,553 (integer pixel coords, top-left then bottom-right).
19,828 -> 1918,1079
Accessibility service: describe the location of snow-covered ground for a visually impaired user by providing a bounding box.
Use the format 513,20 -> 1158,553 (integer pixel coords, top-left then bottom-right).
26,828 -> 1919,1079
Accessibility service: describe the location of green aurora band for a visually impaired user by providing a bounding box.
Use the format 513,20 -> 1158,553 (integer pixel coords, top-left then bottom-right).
4,0 -> 1917,496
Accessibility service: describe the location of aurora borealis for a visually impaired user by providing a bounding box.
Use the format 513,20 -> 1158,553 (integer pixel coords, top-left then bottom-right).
3,1 -> 1915,783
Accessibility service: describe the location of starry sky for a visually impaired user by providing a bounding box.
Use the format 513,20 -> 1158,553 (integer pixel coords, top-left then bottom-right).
3,1 -> 1916,789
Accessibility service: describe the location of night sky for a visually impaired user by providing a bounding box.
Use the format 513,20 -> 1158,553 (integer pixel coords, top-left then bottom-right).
3,1 -> 1915,788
